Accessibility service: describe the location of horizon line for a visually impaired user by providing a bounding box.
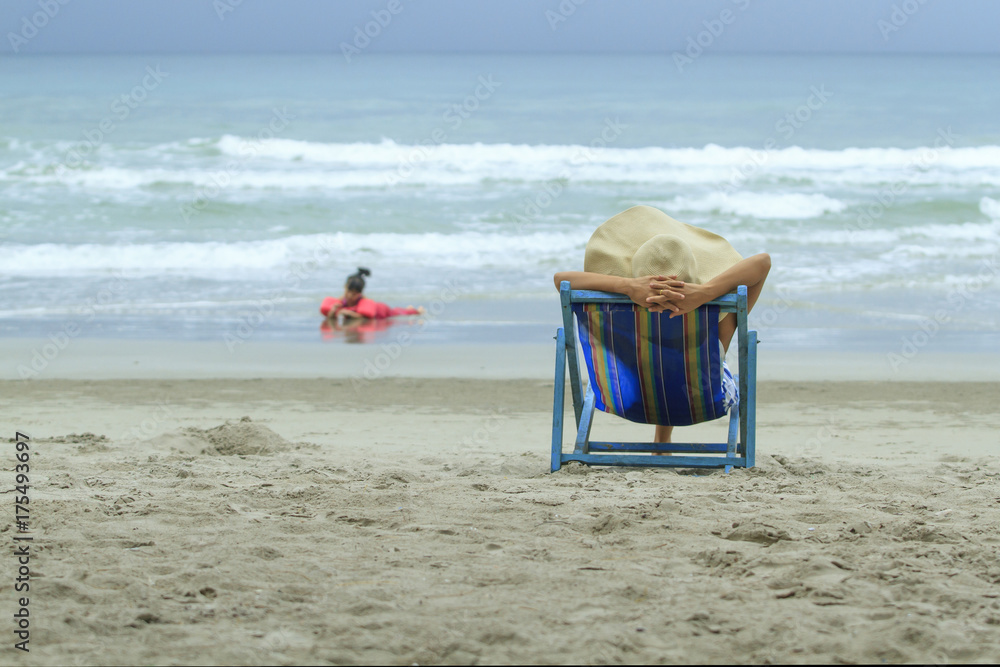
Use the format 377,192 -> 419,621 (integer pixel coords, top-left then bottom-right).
3,49 -> 1000,57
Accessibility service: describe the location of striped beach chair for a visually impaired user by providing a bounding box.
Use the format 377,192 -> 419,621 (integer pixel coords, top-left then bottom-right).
551,281 -> 758,472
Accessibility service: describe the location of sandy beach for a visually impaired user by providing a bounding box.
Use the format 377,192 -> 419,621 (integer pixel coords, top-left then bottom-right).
4,372 -> 1000,665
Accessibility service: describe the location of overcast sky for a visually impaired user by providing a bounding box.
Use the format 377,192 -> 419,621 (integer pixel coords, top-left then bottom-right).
3,0 -> 999,56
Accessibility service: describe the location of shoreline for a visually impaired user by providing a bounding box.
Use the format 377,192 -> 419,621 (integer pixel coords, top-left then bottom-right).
2,336 -> 997,382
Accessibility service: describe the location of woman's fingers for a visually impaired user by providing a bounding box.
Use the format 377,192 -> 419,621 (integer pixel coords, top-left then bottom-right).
649,284 -> 685,297
667,301 -> 699,318
645,295 -> 681,313
646,289 -> 684,303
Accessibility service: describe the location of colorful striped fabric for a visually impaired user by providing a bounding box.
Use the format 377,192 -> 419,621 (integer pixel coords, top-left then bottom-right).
572,302 -> 727,426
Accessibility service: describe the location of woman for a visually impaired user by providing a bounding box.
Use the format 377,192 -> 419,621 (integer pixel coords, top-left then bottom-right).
320,268 -> 425,320
553,206 -> 770,443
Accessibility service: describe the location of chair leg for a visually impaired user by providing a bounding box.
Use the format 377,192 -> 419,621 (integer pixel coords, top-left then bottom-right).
551,328 -> 567,472
746,331 -> 758,468
724,394 -> 739,474
574,387 -> 596,455
726,394 -> 739,456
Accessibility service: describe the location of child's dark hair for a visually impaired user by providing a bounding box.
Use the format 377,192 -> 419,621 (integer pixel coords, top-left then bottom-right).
346,267 -> 371,292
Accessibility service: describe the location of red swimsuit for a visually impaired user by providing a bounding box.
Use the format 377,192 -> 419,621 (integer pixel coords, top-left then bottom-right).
320,296 -> 421,320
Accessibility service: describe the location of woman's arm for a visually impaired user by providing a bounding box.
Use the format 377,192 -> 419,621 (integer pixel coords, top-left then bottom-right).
645,253 -> 771,317
553,271 -> 686,311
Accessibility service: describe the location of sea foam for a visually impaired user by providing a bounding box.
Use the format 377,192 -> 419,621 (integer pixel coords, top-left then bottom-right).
6,139 -> 1000,191
0,231 -> 587,278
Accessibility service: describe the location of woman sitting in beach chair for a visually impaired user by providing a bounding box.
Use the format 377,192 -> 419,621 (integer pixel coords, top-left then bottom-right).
553,206 -> 770,444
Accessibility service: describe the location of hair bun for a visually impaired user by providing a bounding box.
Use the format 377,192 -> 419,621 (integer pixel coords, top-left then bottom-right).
357,267 -> 371,277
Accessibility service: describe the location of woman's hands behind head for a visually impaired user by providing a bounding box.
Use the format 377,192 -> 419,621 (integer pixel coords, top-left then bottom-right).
627,275 -> 686,313
645,279 -> 711,316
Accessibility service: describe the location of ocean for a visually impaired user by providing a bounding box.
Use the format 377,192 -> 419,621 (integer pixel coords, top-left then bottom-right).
1,53 -> 998,351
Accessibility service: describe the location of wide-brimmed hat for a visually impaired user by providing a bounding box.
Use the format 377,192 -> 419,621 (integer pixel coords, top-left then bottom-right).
584,206 -> 743,284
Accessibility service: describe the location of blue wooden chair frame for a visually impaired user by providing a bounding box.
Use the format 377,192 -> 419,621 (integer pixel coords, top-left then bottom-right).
551,281 -> 758,472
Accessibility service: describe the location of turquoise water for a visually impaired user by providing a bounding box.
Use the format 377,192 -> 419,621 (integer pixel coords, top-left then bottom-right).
1,53 -> 998,349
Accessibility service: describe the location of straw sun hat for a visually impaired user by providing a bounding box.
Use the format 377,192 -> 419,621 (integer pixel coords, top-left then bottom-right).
584,205 -> 743,284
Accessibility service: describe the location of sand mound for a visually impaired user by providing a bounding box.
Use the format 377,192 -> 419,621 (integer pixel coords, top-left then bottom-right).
193,416 -> 291,456
43,432 -> 108,444
146,416 -> 293,456
39,432 -> 113,453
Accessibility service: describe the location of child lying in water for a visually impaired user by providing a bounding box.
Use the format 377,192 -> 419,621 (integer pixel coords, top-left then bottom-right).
320,267 -> 425,320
